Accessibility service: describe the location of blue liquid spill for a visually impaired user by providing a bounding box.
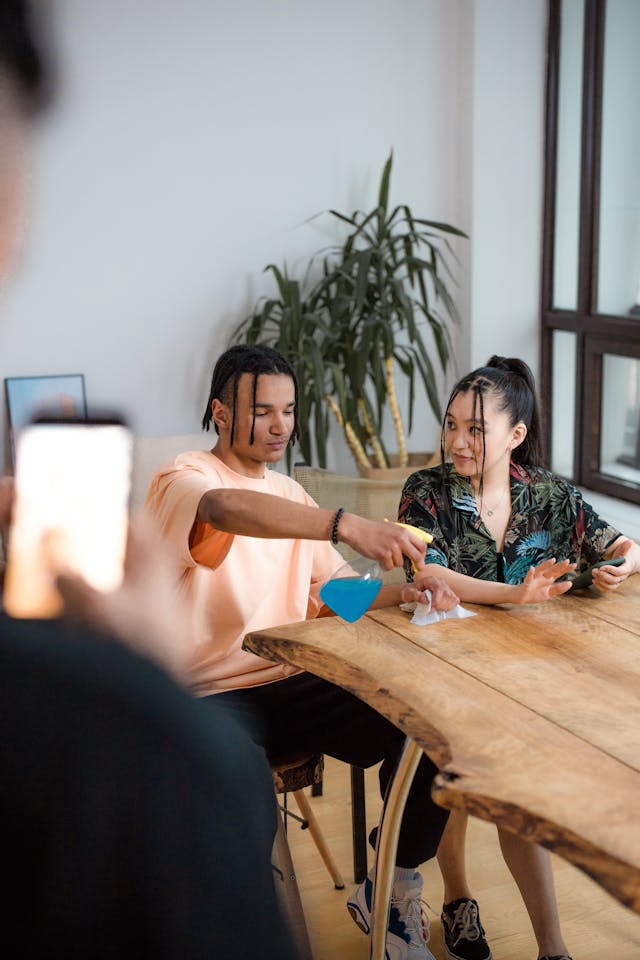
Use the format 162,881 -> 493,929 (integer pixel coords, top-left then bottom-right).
319,576 -> 383,622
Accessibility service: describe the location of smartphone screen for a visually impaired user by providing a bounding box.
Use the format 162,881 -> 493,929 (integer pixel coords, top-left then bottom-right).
3,417 -> 132,619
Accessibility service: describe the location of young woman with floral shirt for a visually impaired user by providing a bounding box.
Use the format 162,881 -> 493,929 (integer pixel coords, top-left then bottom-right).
398,355 -> 639,960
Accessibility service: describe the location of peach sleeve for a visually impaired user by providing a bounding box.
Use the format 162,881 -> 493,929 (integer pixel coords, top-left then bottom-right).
143,459 -> 233,570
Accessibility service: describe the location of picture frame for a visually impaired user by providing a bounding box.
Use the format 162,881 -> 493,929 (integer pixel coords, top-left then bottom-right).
4,374 -> 87,468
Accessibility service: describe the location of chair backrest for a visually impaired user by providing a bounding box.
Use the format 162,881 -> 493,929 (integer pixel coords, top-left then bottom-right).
293,464 -> 411,583
131,433 -> 210,512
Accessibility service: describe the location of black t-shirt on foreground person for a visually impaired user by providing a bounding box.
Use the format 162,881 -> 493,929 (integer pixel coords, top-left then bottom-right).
0,614 -> 297,960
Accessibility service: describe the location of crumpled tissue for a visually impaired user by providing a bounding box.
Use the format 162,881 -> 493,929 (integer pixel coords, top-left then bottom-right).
400,590 -> 476,626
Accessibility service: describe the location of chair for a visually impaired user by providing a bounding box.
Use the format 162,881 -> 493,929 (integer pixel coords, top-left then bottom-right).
293,464 -> 412,883
130,433 -> 210,512
270,752 -> 344,960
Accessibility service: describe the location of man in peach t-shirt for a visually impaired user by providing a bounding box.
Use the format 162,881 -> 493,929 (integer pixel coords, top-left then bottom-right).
145,344 -> 458,960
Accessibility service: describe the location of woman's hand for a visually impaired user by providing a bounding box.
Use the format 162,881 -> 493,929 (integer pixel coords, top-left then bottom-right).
400,575 -> 460,612
593,537 -> 639,592
513,558 -> 575,604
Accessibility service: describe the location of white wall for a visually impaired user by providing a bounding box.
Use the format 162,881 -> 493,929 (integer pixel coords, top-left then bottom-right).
468,0 -> 548,380
1,0 -> 553,477
1,0 -> 464,472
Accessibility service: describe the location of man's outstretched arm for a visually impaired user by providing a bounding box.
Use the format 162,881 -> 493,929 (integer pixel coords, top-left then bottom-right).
197,488 -> 430,572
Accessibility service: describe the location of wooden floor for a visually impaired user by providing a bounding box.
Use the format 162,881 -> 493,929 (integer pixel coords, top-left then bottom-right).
284,757 -> 640,960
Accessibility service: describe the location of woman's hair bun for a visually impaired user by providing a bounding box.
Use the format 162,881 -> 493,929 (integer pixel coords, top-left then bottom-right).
487,355 -> 512,372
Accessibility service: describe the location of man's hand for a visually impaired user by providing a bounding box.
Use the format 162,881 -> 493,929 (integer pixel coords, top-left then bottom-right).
0,477 -> 15,589
55,515 -> 190,681
513,558 -> 575,604
401,575 -> 459,612
0,476 -> 14,526
338,514 -> 428,571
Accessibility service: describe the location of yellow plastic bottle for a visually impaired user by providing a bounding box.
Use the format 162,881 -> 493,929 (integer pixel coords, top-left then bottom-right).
384,520 -> 433,571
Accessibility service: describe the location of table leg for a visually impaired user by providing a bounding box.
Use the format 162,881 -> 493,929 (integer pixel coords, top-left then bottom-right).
370,737 -> 423,960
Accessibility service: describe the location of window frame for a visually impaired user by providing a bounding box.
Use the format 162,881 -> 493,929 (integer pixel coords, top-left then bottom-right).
540,0 -> 640,505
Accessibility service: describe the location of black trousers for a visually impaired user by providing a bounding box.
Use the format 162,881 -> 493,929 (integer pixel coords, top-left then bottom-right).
210,671 -> 449,867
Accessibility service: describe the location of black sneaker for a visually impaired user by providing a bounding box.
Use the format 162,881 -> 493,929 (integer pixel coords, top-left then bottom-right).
441,897 -> 492,960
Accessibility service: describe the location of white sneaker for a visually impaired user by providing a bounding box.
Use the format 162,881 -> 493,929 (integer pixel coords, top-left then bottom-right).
347,871 -> 435,960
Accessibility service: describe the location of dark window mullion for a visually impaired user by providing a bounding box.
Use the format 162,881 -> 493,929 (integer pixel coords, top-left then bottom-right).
539,0 -> 562,466
576,0 -> 604,316
575,0 -> 605,485
540,0 -> 561,317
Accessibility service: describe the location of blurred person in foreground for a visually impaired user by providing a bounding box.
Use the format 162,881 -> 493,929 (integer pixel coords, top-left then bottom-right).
0,4 -> 298,957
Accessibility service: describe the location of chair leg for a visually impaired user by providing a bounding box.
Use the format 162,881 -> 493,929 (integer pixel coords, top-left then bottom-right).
351,765 -> 368,883
293,788 -> 345,890
272,809 -> 314,960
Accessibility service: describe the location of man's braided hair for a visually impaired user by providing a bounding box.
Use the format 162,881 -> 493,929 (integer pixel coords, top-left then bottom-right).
202,343 -> 300,447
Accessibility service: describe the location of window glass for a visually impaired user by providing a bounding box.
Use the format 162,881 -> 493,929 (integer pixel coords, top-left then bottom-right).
600,354 -> 640,483
597,0 -> 640,316
552,0 -> 585,310
551,330 -> 577,477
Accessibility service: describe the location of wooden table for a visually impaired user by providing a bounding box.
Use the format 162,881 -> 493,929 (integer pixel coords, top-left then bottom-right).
245,577 -> 640,957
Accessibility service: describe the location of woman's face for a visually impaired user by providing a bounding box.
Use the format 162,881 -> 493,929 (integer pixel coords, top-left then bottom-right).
444,389 -> 525,481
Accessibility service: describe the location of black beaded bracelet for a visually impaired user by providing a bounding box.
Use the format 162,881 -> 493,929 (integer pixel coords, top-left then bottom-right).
331,507 -> 345,545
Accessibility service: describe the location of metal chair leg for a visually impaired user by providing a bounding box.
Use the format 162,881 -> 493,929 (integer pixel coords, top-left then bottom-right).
350,765 -> 368,882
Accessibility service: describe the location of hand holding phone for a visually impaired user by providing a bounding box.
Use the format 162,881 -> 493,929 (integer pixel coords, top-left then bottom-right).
566,556 -> 625,592
3,416 -> 132,618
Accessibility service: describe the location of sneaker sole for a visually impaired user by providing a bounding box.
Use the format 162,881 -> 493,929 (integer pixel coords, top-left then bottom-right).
347,902 -> 370,935
444,943 -> 493,960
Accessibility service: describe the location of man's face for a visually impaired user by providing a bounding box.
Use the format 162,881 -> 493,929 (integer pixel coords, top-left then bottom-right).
215,372 -> 296,467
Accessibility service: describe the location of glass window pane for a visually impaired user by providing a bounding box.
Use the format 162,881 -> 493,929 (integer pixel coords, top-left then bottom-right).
600,354 -> 640,485
552,0 -> 585,311
597,0 -> 640,316
551,330 -> 577,477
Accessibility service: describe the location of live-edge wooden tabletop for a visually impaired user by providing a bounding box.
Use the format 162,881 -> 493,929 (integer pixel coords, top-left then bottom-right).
244,577 -> 640,913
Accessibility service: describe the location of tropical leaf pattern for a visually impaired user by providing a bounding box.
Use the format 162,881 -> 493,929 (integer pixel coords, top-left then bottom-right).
398,461 -> 620,584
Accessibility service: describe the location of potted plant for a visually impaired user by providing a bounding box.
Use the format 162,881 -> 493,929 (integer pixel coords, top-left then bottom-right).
232,152 -> 466,475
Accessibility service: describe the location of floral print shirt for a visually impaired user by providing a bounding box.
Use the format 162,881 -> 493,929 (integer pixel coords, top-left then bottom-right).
398,461 -> 621,584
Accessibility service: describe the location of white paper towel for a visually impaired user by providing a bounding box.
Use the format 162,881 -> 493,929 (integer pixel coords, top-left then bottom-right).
400,590 -> 476,626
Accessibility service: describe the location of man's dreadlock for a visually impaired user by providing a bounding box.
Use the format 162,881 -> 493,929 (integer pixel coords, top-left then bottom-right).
201,343 -> 300,447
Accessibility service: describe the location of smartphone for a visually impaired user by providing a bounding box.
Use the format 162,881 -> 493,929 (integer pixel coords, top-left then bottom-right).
3,415 -> 133,619
566,556 -> 625,593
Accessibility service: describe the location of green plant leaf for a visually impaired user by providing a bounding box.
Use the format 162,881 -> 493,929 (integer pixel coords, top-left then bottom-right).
328,209 -> 357,227
378,150 -> 393,214
404,214 -> 468,238
232,152 -> 465,469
